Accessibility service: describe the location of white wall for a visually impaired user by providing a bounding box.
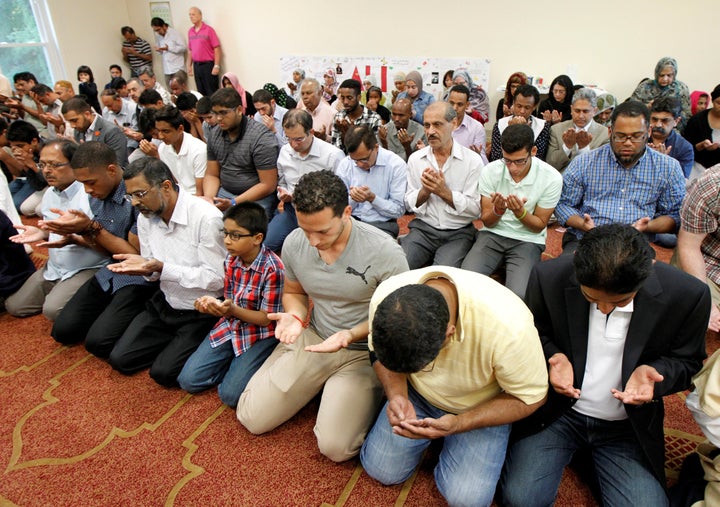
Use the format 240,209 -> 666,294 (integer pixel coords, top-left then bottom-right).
51,0 -> 720,121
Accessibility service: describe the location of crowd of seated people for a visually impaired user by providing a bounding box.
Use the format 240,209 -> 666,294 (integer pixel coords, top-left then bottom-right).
2,8 -> 720,503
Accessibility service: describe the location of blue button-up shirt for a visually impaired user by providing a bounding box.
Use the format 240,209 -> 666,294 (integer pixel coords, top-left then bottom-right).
555,143 -> 685,240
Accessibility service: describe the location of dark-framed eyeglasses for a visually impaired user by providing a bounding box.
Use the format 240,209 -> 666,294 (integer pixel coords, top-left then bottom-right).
220,229 -> 255,241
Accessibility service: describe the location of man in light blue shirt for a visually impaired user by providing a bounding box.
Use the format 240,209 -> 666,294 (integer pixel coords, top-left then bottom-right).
6,140 -> 107,320
461,124 -> 562,298
252,89 -> 288,146
336,125 -> 407,237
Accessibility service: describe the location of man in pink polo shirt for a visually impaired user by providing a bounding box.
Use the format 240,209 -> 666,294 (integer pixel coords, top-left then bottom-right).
186,7 -> 222,97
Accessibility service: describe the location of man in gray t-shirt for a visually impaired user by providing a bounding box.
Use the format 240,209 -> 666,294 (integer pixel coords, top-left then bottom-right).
237,170 -> 408,462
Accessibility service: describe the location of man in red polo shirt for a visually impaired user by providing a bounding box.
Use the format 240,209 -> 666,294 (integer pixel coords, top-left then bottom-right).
186,6 -> 222,97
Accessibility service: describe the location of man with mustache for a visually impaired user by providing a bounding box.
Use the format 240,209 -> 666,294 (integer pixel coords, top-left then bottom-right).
401,102 -> 483,269
105,157 -> 225,387
555,101 -> 685,253
647,97 -> 694,179
6,140 -> 106,320
378,98 -> 426,162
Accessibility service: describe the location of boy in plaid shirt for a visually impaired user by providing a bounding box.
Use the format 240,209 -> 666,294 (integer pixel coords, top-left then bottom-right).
178,201 -> 284,407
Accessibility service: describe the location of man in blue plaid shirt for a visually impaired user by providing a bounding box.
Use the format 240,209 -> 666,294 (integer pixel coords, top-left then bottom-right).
555,100 -> 685,253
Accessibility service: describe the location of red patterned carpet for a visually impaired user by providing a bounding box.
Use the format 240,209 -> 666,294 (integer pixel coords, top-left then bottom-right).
1,221 -> 717,506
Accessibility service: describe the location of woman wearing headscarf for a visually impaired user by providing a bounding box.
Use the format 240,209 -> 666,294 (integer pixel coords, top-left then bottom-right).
631,57 -> 691,131
391,71 -> 406,105
536,74 -> 574,125
221,72 -> 256,116
683,84 -> 720,170
264,83 -> 296,110
286,68 -> 304,102
594,92 -> 617,127
691,90 -> 710,116
322,68 -> 339,104
396,71 -> 436,124
452,68 -> 490,124
496,72 -> 527,120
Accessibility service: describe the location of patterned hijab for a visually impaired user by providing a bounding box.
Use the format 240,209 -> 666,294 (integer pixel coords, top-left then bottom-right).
264,82 -> 290,108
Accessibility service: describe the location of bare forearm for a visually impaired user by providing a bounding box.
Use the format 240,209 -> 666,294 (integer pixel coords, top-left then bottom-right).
281,292 -> 309,320
454,393 -> 546,432
645,216 -> 677,234
374,361 -> 408,400
237,182 -> 274,204
228,304 -> 270,326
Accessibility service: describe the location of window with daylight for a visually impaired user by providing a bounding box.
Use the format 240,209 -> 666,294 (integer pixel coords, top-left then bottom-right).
0,0 -> 63,87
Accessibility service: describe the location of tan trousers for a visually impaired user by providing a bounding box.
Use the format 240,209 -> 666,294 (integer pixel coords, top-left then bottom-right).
237,327 -> 383,462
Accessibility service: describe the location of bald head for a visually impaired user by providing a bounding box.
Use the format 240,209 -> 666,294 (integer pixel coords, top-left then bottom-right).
391,98 -> 413,129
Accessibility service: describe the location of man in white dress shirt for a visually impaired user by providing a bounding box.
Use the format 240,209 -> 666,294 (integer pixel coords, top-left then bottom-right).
106,157 -> 225,387
150,17 -> 186,86
401,102 -> 483,268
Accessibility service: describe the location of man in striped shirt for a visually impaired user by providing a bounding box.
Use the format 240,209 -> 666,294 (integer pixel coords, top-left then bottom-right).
121,26 -> 152,77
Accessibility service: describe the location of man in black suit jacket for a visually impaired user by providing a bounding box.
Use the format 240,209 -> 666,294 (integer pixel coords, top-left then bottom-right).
500,224 -> 710,507
61,97 -> 128,168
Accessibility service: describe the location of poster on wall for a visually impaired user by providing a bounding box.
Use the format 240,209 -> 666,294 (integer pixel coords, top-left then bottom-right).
280,56 -> 491,100
149,2 -> 173,25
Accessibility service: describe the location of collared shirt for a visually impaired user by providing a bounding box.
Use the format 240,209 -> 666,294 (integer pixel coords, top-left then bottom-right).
158,131 -> 207,194
277,136 -> 344,195
153,82 -> 173,105
206,116 -> 279,195
556,143 -> 686,240
405,142 -> 483,230
187,23 -> 220,62
302,100 -> 335,138
479,157 -> 562,245
92,180 -> 153,294
102,98 -> 138,149
490,116 -> 551,161
330,106 -> 382,152
384,119 -> 426,162
43,181 -> 108,281
138,189 -> 225,309
82,114 -> 101,142
122,37 -> 152,73
368,267 -> 548,413
680,166 -> 720,285
336,147 -> 407,222
573,301 -> 634,421
155,26 -> 186,75
208,245 -> 284,356
396,90 -> 436,124
253,104 -> 288,146
452,114 -> 488,165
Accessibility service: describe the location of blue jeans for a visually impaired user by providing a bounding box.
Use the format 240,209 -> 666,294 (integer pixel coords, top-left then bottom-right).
177,335 -> 279,408
9,178 -> 33,212
265,203 -> 297,254
360,387 -> 510,507
500,409 -> 668,507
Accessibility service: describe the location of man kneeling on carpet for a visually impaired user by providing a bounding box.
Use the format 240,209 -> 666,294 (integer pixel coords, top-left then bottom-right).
500,224 -> 710,507
177,201 -> 285,408
106,157 -> 225,386
237,170 -> 408,462
360,267 -> 548,507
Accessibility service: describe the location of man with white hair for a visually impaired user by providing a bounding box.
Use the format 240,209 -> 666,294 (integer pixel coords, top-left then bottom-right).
186,6 -> 222,96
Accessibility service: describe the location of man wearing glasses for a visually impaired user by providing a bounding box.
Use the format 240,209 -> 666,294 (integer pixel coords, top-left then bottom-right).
104,157 -> 225,387
6,140 -> 106,320
555,100 -> 685,253
265,109 -> 343,253
203,88 -> 279,220
461,124 -> 562,298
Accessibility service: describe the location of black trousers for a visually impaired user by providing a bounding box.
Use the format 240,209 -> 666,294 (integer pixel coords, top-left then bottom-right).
52,276 -> 158,358
193,61 -> 219,97
108,291 -> 218,387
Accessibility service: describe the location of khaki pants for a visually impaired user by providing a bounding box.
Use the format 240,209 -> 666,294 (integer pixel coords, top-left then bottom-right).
237,327 -> 383,462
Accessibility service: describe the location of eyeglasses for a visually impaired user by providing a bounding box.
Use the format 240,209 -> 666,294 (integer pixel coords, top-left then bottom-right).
37,162 -> 70,170
502,156 -> 530,167
220,229 -> 255,240
211,108 -> 235,118
611,132 -> 647,144
123,188 -> 152,202
351,146 -> 377,165
287,134 -> 308,143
